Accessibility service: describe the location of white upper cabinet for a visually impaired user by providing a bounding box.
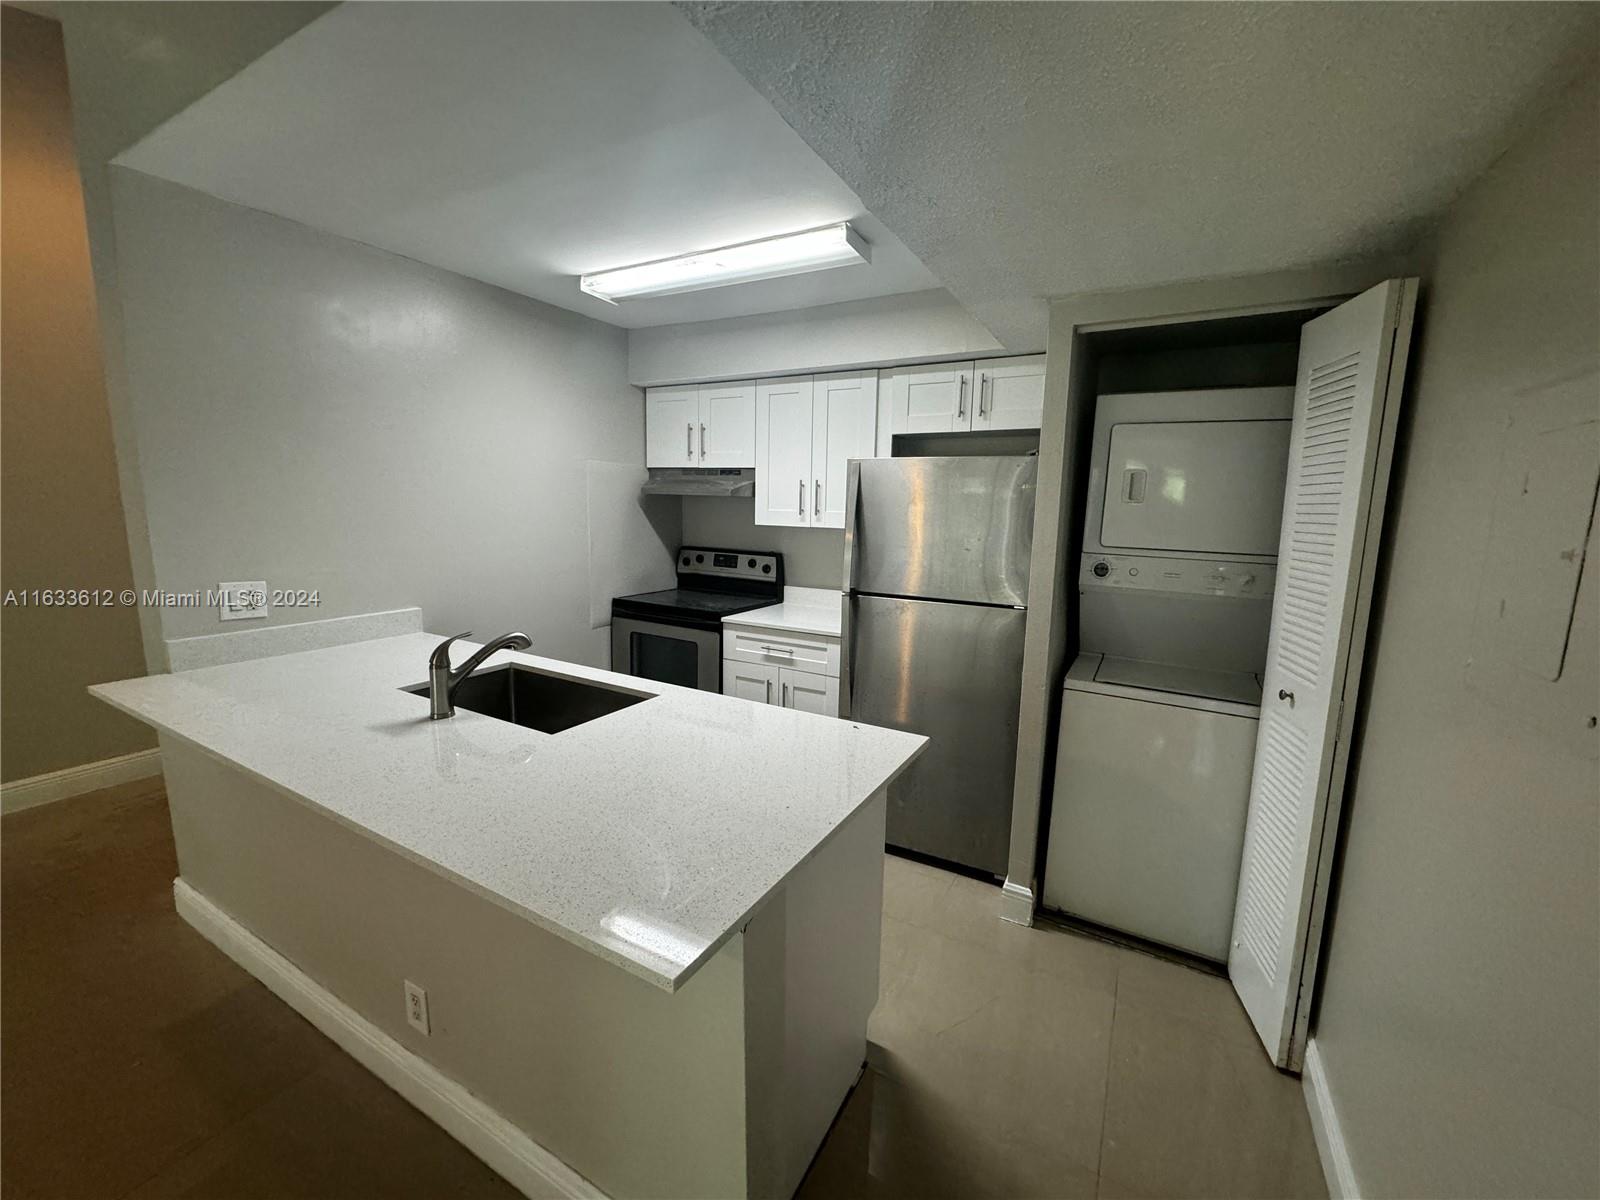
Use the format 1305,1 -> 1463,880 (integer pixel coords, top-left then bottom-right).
883,356 -> 1047,440
755,376 -> 815,527
754,372 -> 878,529
890,361 -> 976,434
812,372 -> 878,530
697,382 -> 756,468
644,385 -> 699,467
644,382 -> 755,468
657,354 -> 1043,513
973,355 -> 1046,431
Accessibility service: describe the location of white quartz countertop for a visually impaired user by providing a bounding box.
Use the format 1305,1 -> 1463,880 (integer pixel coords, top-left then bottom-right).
724,586 -> 843,638
91,633 -> 923,992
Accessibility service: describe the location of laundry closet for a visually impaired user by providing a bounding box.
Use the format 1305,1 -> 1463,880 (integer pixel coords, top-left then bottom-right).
1037,280 -> 1417,1069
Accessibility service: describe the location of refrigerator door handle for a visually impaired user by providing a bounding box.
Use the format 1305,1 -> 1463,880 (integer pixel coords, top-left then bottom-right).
839,594 -> 855,718
842,460 -> 863,593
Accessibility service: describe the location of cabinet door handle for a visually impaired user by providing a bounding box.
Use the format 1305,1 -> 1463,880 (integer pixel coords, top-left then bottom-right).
957,375 -> 967,420
686,422 -> 693,458
814,479 -> 821,517
761,644 -> 794,656
781,682 -> 789,707
765,677 -> 772,703
798,479 -> 806,516
700,422 -> 707,460
979,373 -> 989,418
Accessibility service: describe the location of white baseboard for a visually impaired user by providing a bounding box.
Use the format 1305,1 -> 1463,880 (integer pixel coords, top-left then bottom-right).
173,878 -> 607,1200
1303,1037 -> 1360,1200
1,747 -> 162,814
998,877 -> 1036,927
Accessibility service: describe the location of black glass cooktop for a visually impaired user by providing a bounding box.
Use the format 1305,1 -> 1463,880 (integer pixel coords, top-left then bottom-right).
611,587 -> 777,626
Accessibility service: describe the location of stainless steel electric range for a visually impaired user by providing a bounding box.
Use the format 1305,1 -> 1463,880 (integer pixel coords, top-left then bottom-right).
610,547 -> 784,692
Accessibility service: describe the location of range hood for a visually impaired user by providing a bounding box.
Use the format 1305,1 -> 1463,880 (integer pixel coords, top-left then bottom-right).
641,468 -> 756,498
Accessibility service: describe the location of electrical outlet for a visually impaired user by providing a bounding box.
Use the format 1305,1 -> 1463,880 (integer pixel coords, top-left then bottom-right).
403,980 -> 430,1035
218,580 -> 270,622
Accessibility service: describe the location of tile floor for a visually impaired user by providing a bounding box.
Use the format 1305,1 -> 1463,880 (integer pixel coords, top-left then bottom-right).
804,856 -> 1327,1199
2,781 -> 1326,1199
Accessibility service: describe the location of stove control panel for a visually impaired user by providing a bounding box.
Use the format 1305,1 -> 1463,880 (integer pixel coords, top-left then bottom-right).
678,546 -> 781,582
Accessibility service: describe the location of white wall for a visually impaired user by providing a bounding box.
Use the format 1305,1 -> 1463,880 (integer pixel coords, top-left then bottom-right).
627,288 -> 1004,387
681,499 -> 843,591
109,170 -> 676,667
59,0 -> 334,671
1310,62 -> 1599,1199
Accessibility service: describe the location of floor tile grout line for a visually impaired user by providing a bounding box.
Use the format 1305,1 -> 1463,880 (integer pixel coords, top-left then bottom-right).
1092,960 -> 1123,1194
107,904 -> 333,1200
111,1027 -> 331,1200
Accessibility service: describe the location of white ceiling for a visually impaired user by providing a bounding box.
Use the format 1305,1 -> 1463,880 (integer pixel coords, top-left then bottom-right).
115,2 -> 939,329
680,2 -> 1600,347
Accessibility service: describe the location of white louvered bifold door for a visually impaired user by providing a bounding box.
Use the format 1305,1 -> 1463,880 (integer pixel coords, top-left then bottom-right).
1229,279 -> 1417,1070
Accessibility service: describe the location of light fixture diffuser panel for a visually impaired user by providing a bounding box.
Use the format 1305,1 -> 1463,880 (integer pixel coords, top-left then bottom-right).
580,223 -> 870,303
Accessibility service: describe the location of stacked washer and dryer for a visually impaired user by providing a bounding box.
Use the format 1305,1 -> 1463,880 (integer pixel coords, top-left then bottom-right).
1042,387 -> 1293,962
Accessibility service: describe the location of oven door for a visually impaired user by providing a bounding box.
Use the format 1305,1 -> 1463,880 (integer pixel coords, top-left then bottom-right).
610,617 -> 722,692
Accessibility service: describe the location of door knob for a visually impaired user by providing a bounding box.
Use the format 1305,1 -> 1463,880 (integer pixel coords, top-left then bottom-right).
1278,689 -> 1295,703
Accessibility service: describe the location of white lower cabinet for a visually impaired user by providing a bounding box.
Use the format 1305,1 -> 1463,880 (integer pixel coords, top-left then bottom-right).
778,668 -> 838,716
722,659 -> 839,715
724,659 -> 779,705
722,627 -> 842,716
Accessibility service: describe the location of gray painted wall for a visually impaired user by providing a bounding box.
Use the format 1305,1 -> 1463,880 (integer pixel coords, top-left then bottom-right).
0,9 -> 152,781
627,289 -> 1006,387
1312,64 -> 1599,1199
681,498 -> 844,590
109,170 -> 675,668
59,1 -> 335,672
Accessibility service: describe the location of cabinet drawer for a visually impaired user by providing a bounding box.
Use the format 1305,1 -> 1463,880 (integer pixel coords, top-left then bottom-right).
723,627 -> 840,677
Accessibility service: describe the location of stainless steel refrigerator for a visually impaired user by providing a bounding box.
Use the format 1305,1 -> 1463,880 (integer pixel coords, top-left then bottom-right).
841,456 -> 1037,876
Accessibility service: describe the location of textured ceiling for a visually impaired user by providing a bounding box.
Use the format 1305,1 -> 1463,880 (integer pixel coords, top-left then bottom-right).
679,1 -> 1600,347
115,2 -> 939,329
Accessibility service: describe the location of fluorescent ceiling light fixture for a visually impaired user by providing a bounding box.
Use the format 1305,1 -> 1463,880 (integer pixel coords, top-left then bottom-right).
579,223 -> 870,303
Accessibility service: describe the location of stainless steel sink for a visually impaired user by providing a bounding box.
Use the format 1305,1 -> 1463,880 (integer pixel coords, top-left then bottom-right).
402,665 -> 649,733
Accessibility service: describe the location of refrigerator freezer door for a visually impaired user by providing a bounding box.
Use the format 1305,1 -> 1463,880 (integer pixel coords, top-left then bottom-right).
846,456 -> 1036,605
844,594 -> 1025,875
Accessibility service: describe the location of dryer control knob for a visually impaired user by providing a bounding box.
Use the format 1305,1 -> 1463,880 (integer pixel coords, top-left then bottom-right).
1091,561 -> 1111,578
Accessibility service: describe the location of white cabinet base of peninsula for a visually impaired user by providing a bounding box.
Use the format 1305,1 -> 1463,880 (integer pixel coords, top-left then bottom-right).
157,736 -> 885,1200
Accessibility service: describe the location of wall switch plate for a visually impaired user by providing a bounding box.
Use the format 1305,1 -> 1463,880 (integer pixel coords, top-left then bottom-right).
403,980 -> 430,1035
218,581 -> 269,622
